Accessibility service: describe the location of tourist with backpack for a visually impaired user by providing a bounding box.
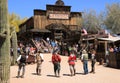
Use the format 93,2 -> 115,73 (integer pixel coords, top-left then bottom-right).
16,52 -> 28,78
81,50 -> 88,75
36,51 -> 44,75
52,49 -> 61,77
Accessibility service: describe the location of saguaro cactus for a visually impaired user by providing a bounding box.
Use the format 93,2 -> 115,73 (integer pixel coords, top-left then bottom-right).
0,0 -> 11,83
10,27 -> 17,65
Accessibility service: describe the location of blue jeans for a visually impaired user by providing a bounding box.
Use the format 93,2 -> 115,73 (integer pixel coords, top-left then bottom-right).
83,60 -> 88,74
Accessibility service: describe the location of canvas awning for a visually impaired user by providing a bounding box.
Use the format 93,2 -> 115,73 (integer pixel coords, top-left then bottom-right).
97,34 -> 120,42
98,37 -> 120,42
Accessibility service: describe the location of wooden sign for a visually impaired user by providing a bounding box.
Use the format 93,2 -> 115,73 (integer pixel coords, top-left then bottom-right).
49,14 -> 69,19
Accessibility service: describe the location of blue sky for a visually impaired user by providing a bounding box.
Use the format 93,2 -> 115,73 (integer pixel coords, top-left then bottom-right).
8,0 -> 120,18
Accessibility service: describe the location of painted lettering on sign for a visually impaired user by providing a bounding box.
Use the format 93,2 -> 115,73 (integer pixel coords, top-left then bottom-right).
49,14 -> 69,19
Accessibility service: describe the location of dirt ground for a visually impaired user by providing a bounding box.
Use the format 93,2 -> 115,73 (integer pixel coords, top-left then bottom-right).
10,53 -> 120,83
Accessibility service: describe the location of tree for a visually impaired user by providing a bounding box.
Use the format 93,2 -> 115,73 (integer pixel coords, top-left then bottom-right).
9,13 -> 27,65
0,0 -> 11,83
9,13 -> 27,32
104,3 -> 120,34
82,10 -> 102,34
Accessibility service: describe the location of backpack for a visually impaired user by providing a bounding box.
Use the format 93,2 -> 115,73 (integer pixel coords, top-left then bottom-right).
36,53 -> 42,61
83,54 -> 88,60
20,55 -> 26,63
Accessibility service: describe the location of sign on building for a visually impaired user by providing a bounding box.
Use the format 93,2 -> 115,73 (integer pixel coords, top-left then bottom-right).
49,13 -> 69,19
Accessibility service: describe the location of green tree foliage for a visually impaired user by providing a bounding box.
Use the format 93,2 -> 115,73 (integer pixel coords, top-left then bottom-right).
8,13 -> 27,65
9,13 -> 27,32
104,3 -> 120,34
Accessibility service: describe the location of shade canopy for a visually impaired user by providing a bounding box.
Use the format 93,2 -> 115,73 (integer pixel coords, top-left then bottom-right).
98,34 -> 120,42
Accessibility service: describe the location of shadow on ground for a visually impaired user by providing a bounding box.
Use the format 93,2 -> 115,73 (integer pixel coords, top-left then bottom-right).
47,75 -> 56,77
32,73 -> 37,75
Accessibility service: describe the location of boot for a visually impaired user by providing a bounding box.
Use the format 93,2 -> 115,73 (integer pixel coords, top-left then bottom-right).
57,70 -> 60,77
36,68 -> 38,75
16,71 -> 20,78
93,67 -> 95,74
70,69 -> 73,76
38,69 -> 41,75
21,67 -> 25,78
73,68 -> 76,76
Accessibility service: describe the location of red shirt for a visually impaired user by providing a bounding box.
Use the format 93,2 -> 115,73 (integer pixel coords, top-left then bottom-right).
68,54 -> 76,65
52,54 -> 61,64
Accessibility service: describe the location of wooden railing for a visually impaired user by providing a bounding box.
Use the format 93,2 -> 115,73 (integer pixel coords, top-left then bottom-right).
108,52 -> 120,69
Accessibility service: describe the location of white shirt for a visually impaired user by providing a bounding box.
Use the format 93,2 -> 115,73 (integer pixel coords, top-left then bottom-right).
39,53 -> 44,60
91,54 -> 95,60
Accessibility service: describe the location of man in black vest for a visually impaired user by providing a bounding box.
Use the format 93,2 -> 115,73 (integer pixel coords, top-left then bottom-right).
16,52 -> 28,78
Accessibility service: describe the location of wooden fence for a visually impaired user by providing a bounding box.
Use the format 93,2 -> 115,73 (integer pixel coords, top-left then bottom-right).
108,52 -> 120,69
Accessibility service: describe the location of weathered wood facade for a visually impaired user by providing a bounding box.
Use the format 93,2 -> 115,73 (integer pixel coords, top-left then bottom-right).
19,0 -> 82,44
109,52 -> 120,69
81,30 -> 109,61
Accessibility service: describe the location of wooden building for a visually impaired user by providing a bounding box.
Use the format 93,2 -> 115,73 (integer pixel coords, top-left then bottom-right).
18,0 -> 82,44
81,29 -> 108,61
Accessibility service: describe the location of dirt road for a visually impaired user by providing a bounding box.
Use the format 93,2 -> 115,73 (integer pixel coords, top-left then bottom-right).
10,53 -> 120,83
